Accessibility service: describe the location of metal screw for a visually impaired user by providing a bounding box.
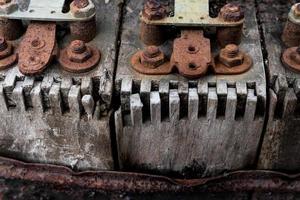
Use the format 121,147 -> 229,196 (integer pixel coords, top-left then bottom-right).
0,36 -> 8,51
67,40 -> 92,63
70,40 -> 87,54
144,46 -> 160,58
73,0 -> 89,9
219,44 -> 244,67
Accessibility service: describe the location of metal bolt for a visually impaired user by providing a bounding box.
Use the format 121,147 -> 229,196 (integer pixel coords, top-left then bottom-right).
73,0 -> 89,9
0,36 -> 13,60
142,0 -> 166,20
67,40 -> 92,63
224,44 -> 239,58
141,45 -> 165,68
290,46 -> 300,64
219,3 -> 244,22
219,44 -> 244,67
70,40 -> 87,54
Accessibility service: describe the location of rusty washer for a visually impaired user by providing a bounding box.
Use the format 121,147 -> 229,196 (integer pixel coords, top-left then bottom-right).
213,44 -> 252,74
217,3 -> 244,47
0,36 -> 17,70
59,40 -> 101,73
282,46 -> 300,73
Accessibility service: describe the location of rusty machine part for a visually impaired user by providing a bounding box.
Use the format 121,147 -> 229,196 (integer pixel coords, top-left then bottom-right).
0,36 -> 17,70
140,0 -> 244,46
282,3 -> 300,47
131,45 -> 172,75
70,0 -> 97,42
213,44 -> 253,74
18,22 -> 56,76
58,40 -> 101,73
282,46 -> 300,73
170,30 -> 212,78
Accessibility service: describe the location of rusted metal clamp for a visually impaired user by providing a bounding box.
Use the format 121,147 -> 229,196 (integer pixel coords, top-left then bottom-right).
140,0 -> 244,46
0,0 -> 99,75
132,30 -> 252,79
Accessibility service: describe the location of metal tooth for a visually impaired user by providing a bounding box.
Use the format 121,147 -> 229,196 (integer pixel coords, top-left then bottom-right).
225,88 -> 237,120
121,78 -> 132,112
140,79 -> 152,120
169,89 -> 180,122
23,77 -> 35,109
68,85 -> 82,118
61,78 -> 72,111
245,89 -> 257,121
294,79 -> 300,96
130,94 -> 143,126
11,82 -> 25,111
282,88 -> 297,118
150,91 -> 161,124
49,83 -> 62,115
82,94 -> 95,120
30,82 -> 43,113
268,89 -> 277,120
207,88 -> 218,119
188,88 -> 199,120
217,80 -> 228,96
81,77 -> 93,96
0,84 -> 8,112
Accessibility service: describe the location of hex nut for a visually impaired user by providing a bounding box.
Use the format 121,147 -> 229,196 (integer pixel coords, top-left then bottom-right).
0,0 -> 17,14
292,3 -> 300,18
67,46 -> 92,63
142,0 -> 166,20
219,47 -> 244,68
219,3 -> 244,22
70,0 -> 95,18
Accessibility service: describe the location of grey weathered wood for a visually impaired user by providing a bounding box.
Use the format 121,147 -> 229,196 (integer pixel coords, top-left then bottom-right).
257,0 -> 300,171
0,0 -> 122,171
115,0 -> 266,176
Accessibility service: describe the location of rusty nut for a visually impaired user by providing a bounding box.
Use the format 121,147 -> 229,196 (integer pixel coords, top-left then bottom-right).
0,0 -> 17,14
67,40 -> 92,63
70,0 -> 95,18
141,46 -> 165,68
219,3 -> 244,22
0,37 -> 12,59
219,44 -> 244,68
142,0 -> 166,20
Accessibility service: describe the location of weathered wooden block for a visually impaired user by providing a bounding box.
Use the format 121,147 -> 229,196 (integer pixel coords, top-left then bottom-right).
258,0 -> 300,171
0,0 -> 123,171
115,0 -> 266,177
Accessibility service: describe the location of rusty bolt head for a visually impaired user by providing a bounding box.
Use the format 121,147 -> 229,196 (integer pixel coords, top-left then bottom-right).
73,0 -> 89,9
219,44 -> 244,67
0,37 -> 12,59
289,46 -> 300,64
142,0 -> 166,20
70,0 -> 95,18
219,3 -> 244,22
67,40 -> 92,63
141,45 -> 165,68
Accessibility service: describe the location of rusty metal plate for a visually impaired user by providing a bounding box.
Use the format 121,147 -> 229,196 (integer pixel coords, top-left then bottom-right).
140,0 -> 244,27
18,22 -> 56,76
0,0 -> 95,22
170,30 -> 212,79
2,157 -> 300,193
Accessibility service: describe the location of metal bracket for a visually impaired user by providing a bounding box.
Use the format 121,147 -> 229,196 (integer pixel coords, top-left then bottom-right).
0,0 -> 95,22
141,0 -> 243,27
